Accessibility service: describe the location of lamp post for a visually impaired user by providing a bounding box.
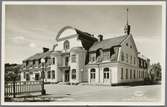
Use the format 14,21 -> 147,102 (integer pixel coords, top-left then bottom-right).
41,58 -> 46,95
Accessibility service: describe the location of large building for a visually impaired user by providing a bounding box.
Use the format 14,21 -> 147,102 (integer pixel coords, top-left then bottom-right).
20,20 -> 150,85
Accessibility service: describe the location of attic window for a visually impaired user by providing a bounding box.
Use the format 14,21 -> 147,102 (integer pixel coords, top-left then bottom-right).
126,43 -> 128,46
64,40 -> 70,50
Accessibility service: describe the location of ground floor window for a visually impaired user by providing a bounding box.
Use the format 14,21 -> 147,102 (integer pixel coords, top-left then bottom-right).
35,73 -> 40,80
52,70 -> 55,79
47,71 -> 51,79
26,74 -> 30,81
126,69 -> 128,79
23,72 -> 26,79
133,70 -> 136,79
130,69 -> 132,79
90,68 -> 96,79
72,69 -> 76,79
104,68 -> 109,79
121,68 -> 123,79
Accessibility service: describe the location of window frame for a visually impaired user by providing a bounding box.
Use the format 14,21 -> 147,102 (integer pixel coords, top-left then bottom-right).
71,54 -> 76,63
71,69 -> 76,79
64,40 -> 70,50
90,68 -> 96,79
103,68 -> 109,79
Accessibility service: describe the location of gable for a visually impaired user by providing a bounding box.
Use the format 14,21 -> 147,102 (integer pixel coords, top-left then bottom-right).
121,35 -> 138,54
56,26 -> 78,42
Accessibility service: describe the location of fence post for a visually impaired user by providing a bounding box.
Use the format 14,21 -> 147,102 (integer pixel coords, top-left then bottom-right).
13,80 -> 16,98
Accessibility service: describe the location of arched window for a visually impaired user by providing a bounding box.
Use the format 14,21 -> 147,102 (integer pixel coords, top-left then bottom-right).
90,68 -> 96,79
64,40 -> 70,50
72,69 -> 76,79
104,68 -> 109,79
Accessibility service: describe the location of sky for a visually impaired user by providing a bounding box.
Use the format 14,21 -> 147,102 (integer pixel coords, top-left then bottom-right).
4,4 -> 163,64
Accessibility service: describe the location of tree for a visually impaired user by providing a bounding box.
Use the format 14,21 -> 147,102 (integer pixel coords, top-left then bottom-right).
148,62 -> 161,81
5,63 -> 21,82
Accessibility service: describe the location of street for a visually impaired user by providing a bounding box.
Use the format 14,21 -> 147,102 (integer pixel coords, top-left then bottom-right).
43,84 -> 161,102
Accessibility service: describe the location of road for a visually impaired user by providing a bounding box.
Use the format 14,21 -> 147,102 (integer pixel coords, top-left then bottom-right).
44,84 -> 162,102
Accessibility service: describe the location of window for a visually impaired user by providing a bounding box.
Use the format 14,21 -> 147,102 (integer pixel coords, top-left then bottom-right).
121,68 -> 124,79
64,40 -> 70,50
26,74 -> 30,81
126,43 -> 128,46
143,71 -> 145,78
121,52 -> 124,61
47,71 -> 51,79
130,45 -> 132,48
92,56 -> 96,62
65,57 -> 69,66
72,69 -> 76,79
126,53 -> 128,63
71,55 -> 76,63
103,52 -> 110,61
90,68 -> 96,79
130,56 -> 132,64
23,72 -> 26,79
35,73 -> 40,80
134,57 -> 136,65
126,69 -> 128,79
130,69 -> 132,79
133,70 -> 136,79
104,68 -> 109,79
52,70 -> 55,79
53,58 -> 55,64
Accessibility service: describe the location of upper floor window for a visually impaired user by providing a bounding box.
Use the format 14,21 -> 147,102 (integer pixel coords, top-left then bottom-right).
64,40 -> 70,50
71,55 -> 76,63
53,58 -> 55,64
121,52 -> 124,61
103,51 -> 110,61
65,57 -> 69,66
126,43 -> 128,46
126,53 -> 128,63
134,57 -> 136,65
96,49 -> 103,62
130,56 -> 132,64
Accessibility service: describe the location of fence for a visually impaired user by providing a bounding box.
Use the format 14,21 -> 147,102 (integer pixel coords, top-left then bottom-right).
5,81 -> 42,97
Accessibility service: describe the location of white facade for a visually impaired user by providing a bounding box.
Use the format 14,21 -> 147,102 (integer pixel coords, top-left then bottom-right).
21,26 -> 150,85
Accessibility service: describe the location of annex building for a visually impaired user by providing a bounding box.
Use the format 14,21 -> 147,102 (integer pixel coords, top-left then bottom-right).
20,21 -> 150,86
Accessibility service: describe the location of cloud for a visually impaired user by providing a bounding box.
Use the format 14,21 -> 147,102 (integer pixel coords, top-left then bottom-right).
29,42 -> 37,48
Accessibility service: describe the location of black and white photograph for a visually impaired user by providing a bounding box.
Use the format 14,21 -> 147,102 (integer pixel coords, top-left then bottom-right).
1,1 -> 166,106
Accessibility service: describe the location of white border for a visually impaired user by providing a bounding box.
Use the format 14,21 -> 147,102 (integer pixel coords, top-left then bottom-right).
1,1 -> 166,106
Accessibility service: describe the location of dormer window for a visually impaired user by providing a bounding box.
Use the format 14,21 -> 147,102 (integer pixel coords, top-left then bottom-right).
126,43 -> 128,46
64,40 -> 70,50
96,48 -> 103,62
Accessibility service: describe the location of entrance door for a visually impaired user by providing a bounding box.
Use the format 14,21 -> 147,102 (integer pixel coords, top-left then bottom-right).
64,70 -> 69,82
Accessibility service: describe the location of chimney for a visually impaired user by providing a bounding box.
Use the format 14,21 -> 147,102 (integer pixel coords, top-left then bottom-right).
43,47 -> 49,53
98,34 -> 103,42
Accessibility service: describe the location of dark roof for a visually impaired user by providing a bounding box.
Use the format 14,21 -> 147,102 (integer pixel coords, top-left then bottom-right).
75,29 -> 98,50
23,51 -> 56,61
89,35 -> 128,51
